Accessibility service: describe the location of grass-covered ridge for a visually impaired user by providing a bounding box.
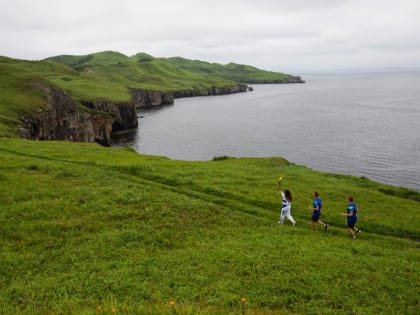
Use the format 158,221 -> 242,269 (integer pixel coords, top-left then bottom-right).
0,138 -> 418,314
165,57 -> 298,83
46,51 -> 299,84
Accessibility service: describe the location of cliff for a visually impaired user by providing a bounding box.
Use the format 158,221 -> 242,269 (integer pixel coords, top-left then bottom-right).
130,84 -> 248,107
173,84 -> 248,98
130,89 -> 174,108
21,87 -> 121,146
80,100 -> 138,132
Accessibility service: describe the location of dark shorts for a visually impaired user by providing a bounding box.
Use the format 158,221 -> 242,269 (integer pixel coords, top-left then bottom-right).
347,217 -> 357,228
312,212 -> 321,222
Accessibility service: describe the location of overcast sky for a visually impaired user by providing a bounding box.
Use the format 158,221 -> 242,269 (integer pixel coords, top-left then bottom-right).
1,0 -> 420,73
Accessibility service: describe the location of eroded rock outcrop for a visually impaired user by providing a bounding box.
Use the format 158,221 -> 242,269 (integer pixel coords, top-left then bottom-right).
21,87 -> 114,146
129,84 -> 249,107
173,84 -> 248,98
81,100 -> 138,132
130,88 -> 174,108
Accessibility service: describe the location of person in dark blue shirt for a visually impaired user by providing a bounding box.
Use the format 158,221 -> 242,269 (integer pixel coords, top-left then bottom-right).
309,192 -> 329,232
341,196 -> 361,239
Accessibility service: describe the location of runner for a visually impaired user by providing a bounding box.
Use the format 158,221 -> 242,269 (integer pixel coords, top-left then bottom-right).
309,192 -> 329,232
341,196 -> 361,239
277,177 -> 296,226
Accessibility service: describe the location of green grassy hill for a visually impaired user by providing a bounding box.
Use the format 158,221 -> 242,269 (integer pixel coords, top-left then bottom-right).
45,51 -> 298,84
45,51 -> 154,68
0,138 -> 419,314
165,57 -> 300,83
44,51 -> 133,68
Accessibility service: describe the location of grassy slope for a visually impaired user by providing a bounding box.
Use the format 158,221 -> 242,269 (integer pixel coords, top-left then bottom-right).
0,139 -> 419,314
165,57 -> 293,83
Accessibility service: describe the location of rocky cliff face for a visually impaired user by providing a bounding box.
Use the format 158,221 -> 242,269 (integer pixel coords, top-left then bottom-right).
81,100 -> 138,132
21,87 -> 115,146
130,88 -> 174,108
130,84 -> 249,107
173,84 -> 248,98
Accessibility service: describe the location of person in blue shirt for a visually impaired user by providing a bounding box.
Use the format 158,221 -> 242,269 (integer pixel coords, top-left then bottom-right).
341,196 -> 361,239
309,192 -> 329,232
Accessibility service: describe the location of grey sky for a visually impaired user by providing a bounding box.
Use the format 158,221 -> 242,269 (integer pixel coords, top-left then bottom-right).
1,0 -> 419,73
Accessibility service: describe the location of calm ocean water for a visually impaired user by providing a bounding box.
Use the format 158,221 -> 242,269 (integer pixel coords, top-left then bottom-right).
113,72 -> 420,191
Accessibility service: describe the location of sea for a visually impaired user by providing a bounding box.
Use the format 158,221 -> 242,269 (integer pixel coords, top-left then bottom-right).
112,72 -> 420,191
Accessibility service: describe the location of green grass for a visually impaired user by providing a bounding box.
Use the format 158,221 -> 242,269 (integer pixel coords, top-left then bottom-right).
45,51 -> 239,96
45,51 -> 296,84
165,57 -> 294,83
45,51 -> 133,68
0,138 -> 419,314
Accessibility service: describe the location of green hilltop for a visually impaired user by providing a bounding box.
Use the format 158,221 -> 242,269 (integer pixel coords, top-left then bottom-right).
42,50 -> 241,98
45,51 -> 302,84
44,51 -> 133,68
165,57 -> 303,83
0,138 -> 419,314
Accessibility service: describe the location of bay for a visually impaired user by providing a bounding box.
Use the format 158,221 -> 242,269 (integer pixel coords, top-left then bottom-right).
113,72 -> 420,191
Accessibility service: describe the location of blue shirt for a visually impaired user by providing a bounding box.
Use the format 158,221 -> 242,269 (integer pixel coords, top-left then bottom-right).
313,197 -> 322,214
347,202 -> 358,219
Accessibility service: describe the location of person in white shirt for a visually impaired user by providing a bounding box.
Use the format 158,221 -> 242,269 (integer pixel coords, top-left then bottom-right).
278,177 -> 296,226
